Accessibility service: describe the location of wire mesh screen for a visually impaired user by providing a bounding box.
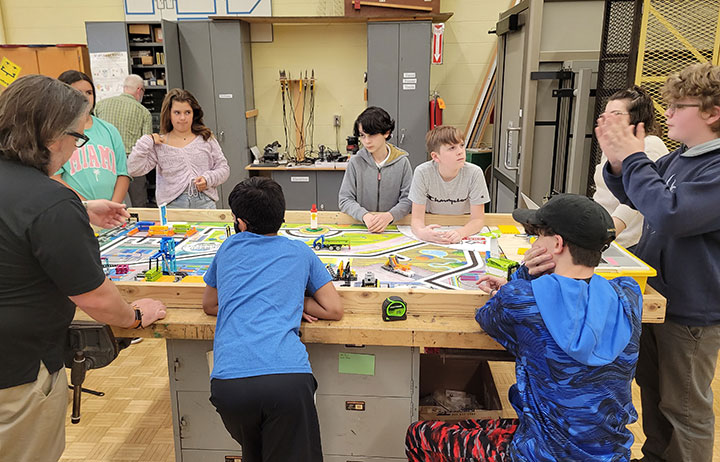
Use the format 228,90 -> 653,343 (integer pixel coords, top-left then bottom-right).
587,0 -> 642,196
635,0 -> 720,153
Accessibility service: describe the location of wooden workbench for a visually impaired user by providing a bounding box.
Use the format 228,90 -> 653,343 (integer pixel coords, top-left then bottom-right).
99,209 -> 666,345
81,209 -> 665,461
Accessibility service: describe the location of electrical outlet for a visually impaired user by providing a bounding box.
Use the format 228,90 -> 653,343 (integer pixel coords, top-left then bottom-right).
333,115 -> 341,127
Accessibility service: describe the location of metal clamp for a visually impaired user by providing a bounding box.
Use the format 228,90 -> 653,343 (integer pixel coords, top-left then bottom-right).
504,122 -> 521,170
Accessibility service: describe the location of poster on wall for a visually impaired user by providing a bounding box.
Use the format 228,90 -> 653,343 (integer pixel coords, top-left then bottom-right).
89,52 -> 129,102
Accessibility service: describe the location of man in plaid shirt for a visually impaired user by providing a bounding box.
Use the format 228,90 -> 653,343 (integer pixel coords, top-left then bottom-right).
95,74 -> 153,207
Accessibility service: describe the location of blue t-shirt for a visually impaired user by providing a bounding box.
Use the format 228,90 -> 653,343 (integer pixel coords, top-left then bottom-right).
204,232 -> 332,380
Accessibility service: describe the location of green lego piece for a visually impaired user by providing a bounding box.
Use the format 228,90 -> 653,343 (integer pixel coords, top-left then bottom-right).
145,268 -> 162,282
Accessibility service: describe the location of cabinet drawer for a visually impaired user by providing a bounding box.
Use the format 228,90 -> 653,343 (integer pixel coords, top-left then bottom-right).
177,391 -> 241,451
181,449 -> 242,462
308,344 -> 417,398
317,395 -> 414,458
168,339 -> 213,392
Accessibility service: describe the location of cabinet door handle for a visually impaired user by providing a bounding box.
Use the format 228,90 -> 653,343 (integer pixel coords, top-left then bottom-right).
219,130 -> 225,142
399,128 -> 406,144
504,122 -> 521,171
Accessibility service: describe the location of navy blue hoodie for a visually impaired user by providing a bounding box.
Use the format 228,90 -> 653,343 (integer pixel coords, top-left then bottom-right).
603,142 -> 720,326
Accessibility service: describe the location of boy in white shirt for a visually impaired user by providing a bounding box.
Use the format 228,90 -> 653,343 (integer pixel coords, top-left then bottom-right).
409,126 -> 489,244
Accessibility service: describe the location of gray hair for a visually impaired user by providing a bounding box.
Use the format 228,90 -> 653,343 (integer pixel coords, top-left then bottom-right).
123,74 -> 144,91
0,75 -> 89,174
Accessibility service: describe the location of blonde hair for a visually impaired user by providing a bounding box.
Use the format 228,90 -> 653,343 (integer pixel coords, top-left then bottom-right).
426,125 -> 464,154
662,63 -> 720,133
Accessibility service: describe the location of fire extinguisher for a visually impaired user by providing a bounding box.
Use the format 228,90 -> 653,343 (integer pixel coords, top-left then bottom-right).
429,92 -> 445,129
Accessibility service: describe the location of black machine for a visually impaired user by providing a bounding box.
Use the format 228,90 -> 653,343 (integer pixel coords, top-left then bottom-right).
261,141 -> 281,164
64,321 -> 129,424
346,135 -> 359,155
317,144 -> 346,163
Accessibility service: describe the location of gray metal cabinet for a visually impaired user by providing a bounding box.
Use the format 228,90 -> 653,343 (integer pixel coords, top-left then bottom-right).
316,171 -> 344,211
306,344 -> 420,460
176,20 -> 255,208
272,171 -> 318,210
252,169 -> 344,211
368,22 -> 431,168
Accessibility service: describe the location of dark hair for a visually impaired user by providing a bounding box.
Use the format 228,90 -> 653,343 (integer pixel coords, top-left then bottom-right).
353,106 -> 395,140
608,85 -> 658,136
160,88 -> 212,140
58,70 -> 96,113
523,224 -> 602,268
0,75 -> 89,174
229,177 -> 285,235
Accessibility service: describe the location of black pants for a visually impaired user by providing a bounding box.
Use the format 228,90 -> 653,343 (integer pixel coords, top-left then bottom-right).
210,373 -> 323,462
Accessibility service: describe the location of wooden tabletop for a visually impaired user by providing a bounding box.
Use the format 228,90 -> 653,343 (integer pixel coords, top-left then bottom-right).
83,209 -> 667,348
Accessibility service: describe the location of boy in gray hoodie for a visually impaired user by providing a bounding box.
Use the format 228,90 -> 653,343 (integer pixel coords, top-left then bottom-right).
338,107 -> 413,233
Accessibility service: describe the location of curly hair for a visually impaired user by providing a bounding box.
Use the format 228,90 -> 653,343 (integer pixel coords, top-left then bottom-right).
662,63 -> 720,133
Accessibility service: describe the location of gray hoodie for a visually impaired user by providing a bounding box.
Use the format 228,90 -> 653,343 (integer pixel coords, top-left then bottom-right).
338,144 -> 413,222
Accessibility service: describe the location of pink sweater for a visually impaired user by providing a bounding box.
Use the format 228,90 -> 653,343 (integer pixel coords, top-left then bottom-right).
128,134 -> 230,205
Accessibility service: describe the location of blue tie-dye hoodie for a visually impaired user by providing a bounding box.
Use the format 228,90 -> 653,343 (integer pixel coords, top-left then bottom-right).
476,265 -> 643,461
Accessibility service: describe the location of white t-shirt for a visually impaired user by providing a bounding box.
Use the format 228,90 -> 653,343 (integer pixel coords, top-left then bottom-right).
374,146 -> 391,168
408,161 -> 490,214
593,134 -> 669,248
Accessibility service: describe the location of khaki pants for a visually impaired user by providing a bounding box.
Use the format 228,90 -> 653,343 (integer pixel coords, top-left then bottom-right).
0,362 -> 69,462
637,321 -> 720,462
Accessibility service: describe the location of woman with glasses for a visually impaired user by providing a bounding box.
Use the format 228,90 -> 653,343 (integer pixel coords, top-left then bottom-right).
51,70 -> 130,203
128,88 -> 229,209
0,75 -> 166,462
592,86 -> 669,251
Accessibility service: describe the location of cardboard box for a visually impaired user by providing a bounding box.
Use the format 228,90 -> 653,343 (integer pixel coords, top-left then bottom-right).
418,354 -> 504,423
140,56 -> 154,65
128,24 -> 152,35
154,26 -> 164,42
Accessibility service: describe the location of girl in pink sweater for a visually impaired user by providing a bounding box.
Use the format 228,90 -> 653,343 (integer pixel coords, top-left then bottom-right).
128,89 -> 229,208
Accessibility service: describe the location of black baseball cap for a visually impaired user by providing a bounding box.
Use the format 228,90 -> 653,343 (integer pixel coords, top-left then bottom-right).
512,194 -> 616,251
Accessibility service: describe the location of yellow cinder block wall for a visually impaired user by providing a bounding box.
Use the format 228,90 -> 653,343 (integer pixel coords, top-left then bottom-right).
1,0 -> 511,148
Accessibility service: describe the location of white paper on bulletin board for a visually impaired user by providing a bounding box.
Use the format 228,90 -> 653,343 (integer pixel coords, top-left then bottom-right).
89,52 -> 129,102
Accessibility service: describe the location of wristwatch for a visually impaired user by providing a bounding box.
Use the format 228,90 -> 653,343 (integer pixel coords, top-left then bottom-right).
130,304 -> 143,329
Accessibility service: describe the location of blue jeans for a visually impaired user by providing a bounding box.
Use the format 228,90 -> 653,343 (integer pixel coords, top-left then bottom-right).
166,192 -> 217,209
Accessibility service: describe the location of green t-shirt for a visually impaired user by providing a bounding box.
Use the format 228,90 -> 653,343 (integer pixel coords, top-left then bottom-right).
57,116 -> 128,200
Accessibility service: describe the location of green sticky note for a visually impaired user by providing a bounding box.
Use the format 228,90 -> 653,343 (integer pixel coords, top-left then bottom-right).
338,352 -> 375,376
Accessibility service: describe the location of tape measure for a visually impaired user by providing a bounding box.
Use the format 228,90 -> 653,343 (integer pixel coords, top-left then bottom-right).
382,296 -> 407,322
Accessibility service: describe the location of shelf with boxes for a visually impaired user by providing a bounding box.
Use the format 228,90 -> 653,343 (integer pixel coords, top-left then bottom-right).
128,23 -> 167,89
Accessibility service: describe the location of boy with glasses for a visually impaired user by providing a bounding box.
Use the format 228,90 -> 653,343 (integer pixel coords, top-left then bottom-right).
597,63 -> 720,462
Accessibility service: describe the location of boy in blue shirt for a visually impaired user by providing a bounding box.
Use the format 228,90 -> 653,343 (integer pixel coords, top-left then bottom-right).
597,63 -> 720,462
203,177 -> 343,462
407,194 -> 643,461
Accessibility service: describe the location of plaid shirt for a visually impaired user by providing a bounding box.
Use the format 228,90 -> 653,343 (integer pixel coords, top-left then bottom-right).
95,93 -> 152,155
